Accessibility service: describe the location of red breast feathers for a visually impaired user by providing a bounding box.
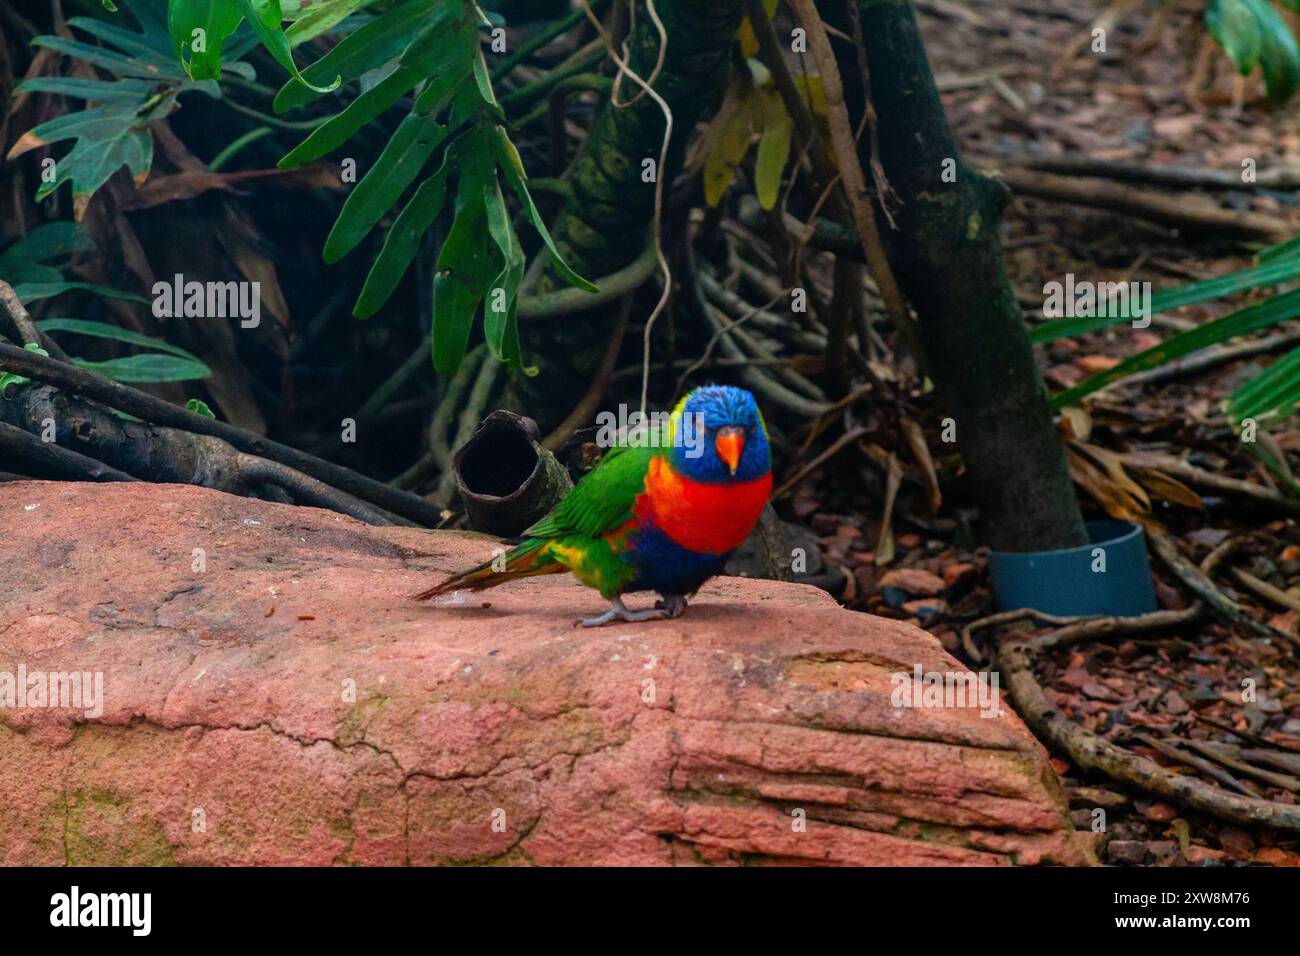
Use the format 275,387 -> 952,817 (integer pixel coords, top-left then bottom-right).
634,455 -> 772,555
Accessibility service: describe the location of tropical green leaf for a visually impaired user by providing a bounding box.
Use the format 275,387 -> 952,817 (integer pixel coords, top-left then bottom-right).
1228,343 -> 1300,420
0,224 -> 94,262
66,14 -> 178,63
73,353 -> 212,383
36,318 -> 208,364
1031,253 -> 1300,343
285,0 -> 389,45
14,76 -> 164,102
353,152 -> 454,318
11,2 -> 223,211
755,91 -> 793,210
273,0 -> 432,111
43,127 -> 155,205
186,397 -> 217,418
1207,0 -> 1263,75
432,165 -> 495,373
3,266 -> 64,289
483,180 -> 524,365
1151,256 -> 1300,312
1205,0 -> 1300,103
32,35 -> 174,79
398,0 -> 464,70
431,270 -> 482,374
1245,0 -> 1300,103
471,48 -> 501,113
238,0 -> 340,93
1259,232 -> 1300,263
168,0 -> 245,80
494,127 -> 597,293
12,108 -> 144,156
323,111 -> 448,262
277,65 -> 424,166
1051,286 -> 1300,408
12,282 -> 150,305
0,226 -> 142,304
265,0 -> 596,371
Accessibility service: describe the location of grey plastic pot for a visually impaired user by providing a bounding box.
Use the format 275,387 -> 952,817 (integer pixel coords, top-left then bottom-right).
988,520 -> 1157,616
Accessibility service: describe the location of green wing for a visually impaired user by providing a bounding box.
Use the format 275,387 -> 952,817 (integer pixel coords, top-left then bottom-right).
524,443 -> 659,539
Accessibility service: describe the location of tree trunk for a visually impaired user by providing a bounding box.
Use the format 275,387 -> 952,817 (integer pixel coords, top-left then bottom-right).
837,0 -> 1087,552
511,0 -> 746,430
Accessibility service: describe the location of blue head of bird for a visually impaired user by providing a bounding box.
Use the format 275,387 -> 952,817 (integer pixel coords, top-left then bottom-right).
668,385 -> 770,484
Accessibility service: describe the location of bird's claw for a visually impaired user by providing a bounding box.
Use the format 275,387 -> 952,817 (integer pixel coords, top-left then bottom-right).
578,595 -> 687,627
653,594 -> 688,618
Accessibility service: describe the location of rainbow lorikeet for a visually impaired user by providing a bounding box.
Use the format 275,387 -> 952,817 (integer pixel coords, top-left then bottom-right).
414,385 -> 773,626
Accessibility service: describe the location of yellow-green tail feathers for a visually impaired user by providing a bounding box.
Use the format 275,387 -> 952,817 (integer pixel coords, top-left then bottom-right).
412,539 -> 559,600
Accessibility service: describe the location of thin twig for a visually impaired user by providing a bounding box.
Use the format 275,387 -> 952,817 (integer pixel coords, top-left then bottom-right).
1116,451 -> 1300,516
232,454 -> 391,525
1193,712 -> 1300,754
391,345 -> 487,492
0,279 -> 70,360
1131,733 -> 1259,798
1017,153 -> 1300,192
684,248 -> 829,418
773,426 -> 867,500
578,0 -> 673,419
1229,566 -> 1300,616
996,167 -> 1290,243
1177,739 -> 1300,793
1149,527 -> 1300,647
699,271 -> 825,402
679,284 -> 790,399
542,293 -> 633,451
786,0 -> 918,352
431,355 -> 501,508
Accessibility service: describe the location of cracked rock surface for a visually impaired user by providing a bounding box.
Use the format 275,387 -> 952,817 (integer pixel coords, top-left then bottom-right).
0,481 -> 1094,865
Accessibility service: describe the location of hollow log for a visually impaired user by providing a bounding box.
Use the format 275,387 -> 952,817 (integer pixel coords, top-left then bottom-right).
452,410 -> 573,536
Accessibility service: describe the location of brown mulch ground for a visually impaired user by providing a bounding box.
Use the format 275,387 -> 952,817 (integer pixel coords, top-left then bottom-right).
796,0 -> 1300,866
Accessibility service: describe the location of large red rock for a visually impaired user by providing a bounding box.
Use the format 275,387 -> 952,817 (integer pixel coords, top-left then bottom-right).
0,481 -> 1093,865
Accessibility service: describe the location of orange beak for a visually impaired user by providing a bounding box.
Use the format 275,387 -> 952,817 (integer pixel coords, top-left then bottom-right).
715,426 -> 745,476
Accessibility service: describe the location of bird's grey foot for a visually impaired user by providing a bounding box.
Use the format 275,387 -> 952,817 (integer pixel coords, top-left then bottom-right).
579,596 -> 677,627
654,593 -> 688,619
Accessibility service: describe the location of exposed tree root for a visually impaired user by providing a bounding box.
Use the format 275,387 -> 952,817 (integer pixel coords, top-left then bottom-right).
999,640 -> 1300,832
990,537 -> 1300,832
997,167 -> 1291,243
1229,566 -> 1300,617
1016,153 -> 1300,193
0,341 -> 438,525
0,420 -> 137,483
0,384 -> 392,525
1147,527 -> 1299,648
